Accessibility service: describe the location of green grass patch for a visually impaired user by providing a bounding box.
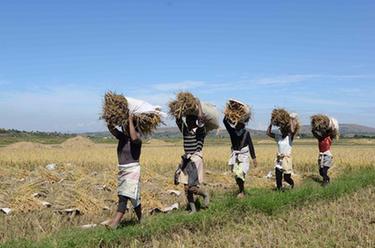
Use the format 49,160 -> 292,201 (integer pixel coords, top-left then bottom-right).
2,167 -> 375,248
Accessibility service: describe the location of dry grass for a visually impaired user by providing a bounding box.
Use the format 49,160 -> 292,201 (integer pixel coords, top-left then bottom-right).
311,114 -> 339,139
101,92 -> 162,135
101,91 -> 128,128
0,138 -> 375,244
271,108 -> 291,134
168,92 -> 198,119
224,99 -> 251,124
148,187 -> 375,248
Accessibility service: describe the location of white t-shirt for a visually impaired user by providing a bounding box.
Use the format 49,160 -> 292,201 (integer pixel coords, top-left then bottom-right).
275,134 -> 293,156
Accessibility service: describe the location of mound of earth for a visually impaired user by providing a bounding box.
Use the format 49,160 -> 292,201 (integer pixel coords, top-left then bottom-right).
61,136 -> 95,148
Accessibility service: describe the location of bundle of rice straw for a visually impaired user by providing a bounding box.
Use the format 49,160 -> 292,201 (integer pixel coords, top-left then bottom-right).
271,108 -> 291,134
311,114 -> 339,139
224,99 -> 251,124
101,91 -> 129,127
127,97 -> 165,135
102,92 -> 163,135
126,112 -> 163,136
168,92 -> 199,119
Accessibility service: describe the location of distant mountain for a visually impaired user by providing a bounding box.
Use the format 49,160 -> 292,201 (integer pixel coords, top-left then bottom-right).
3,123 -> 373,139
299,124 -> 375,137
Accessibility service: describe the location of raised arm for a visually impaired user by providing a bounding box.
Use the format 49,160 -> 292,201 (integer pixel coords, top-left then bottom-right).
128,114 -> 139,141
247,132 -> 257,166
176,118 -> 184,132
108,124 -> 124,140
266,123 -> 275,139
223,117 -> 235,136
289,118 -> 297,140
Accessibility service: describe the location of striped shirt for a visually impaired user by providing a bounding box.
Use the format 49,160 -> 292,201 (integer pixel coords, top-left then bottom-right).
176,118 -> 206,154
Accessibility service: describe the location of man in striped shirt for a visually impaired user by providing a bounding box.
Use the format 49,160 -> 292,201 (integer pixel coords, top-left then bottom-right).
175,102 -> 210,213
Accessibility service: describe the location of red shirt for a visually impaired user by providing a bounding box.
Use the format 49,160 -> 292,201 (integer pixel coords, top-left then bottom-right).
319,136 -> 332,152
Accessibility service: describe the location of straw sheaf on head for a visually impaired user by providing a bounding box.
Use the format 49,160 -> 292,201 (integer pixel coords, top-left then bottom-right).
126,112 -> 163,136
102,91 -> 163,135
168,92 -> 199,119
101,91 -> 129,128
224,99 -> 251,124
311,114 -> 339,139
271,108 -> 291,134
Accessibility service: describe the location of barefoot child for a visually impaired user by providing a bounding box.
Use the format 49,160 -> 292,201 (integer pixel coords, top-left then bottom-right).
107,114 -> 142,228
175,101 -> 210,213
316,135 -> 333,186
223,115 -> 257,198
267,110 -> 298,191
311,115 -> 338,187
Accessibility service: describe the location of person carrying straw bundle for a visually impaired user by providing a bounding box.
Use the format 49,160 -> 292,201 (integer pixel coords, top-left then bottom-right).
101,91 -> 164,228
267,109 -> 299,191
223,99 -> 257,198
170,92 -> 210,214
311,114 -> 339,187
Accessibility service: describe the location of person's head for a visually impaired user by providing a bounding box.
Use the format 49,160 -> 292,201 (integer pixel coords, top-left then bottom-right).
185,115 -> 198,130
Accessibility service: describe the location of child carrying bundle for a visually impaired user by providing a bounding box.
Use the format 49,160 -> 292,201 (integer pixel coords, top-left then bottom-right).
267,108 -> 299,191
101,91 -> 164,228
170,92 -> 219,213
311,114 -> 339,186
223,99 -> 257,198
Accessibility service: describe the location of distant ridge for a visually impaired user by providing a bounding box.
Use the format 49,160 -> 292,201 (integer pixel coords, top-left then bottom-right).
299,124 -> 375,137
1,123 -> 375,139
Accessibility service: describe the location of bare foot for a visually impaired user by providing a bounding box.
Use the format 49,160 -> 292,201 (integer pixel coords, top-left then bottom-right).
104,223 -> 116,230
237,192 -> 245,199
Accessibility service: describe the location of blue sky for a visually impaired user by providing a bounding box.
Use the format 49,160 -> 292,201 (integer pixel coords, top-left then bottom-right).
0,0 -> 374,132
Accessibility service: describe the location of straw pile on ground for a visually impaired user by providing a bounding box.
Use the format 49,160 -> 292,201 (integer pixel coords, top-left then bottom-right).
101,91 -> 128,128
271,108 -> 291,134
311,114 -> 339,139
168,92 -> 198,119
224,99 -> 251,124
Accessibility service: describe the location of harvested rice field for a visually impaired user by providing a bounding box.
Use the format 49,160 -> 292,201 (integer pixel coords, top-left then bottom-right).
0,137 -> 375,246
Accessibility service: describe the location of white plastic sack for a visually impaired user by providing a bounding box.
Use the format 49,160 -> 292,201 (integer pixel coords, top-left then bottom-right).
329,117 -> 339,132
126,97 -> 167,118
201,102 -> 220,132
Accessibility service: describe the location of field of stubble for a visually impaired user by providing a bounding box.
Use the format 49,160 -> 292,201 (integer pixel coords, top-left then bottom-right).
0,137 -> 375,246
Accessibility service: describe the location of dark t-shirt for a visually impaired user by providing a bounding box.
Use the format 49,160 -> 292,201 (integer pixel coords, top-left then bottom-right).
223,118 -> 256,159
109,126 -> 142,165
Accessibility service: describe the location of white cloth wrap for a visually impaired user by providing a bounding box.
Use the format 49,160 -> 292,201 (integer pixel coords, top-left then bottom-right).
178,151 -> 204,185
318,152 -> 333,168
117,162 -> 141,204
228,146 -> 250,175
